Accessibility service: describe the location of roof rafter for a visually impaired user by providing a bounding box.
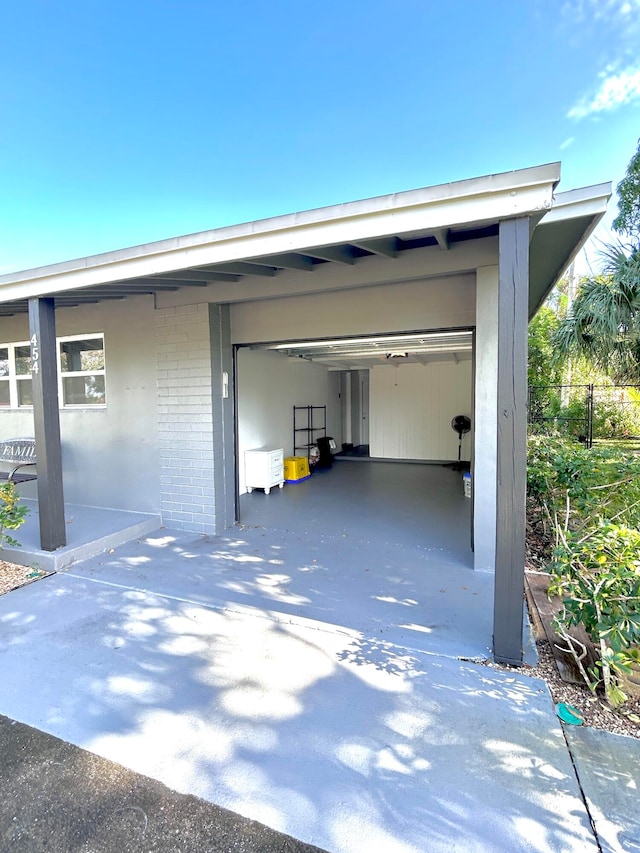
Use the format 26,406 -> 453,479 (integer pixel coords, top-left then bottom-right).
248,253 -> 315,272
119,276 -> 211,291
433,229 -> 451,251
194,262 -> 277,278
305,246 -> 357,265
151,269 -> 238,283
351,237 -> 399,258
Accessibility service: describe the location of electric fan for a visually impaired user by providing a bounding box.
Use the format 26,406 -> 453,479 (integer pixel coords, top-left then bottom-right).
451,415 -> 471,467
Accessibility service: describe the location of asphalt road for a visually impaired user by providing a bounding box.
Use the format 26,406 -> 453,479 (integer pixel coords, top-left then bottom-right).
0,714 -> 328,853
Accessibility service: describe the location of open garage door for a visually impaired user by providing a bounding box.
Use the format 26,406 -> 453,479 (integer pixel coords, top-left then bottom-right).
234,328 -> 474,566
237,328 -> 474,470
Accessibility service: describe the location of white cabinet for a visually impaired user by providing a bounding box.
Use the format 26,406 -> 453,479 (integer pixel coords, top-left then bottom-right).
245,448 -> 285,495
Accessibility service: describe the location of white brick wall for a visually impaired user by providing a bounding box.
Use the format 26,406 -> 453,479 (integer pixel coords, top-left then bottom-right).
156,304 -> 216,533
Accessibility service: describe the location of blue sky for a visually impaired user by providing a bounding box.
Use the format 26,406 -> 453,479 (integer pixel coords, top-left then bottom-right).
1,0 -> 638,274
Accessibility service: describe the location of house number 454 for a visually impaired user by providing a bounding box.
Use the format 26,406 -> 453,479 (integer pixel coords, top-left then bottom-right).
30,333 -> 39,375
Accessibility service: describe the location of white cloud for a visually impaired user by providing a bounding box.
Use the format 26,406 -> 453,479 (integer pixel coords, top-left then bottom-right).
568,66 -> 640,119
562,0 -> 640,24
560,137 -> 575,150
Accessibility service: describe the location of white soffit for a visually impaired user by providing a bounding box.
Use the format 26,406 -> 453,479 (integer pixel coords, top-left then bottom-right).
528,181 -> 611,317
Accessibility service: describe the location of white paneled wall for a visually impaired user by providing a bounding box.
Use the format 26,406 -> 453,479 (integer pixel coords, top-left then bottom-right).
237,349 -> 342,493
370,361 -> 472,461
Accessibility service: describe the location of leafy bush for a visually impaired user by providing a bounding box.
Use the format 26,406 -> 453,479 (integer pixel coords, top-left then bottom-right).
0,481 -> 29,548
592,395 -> 640,439
528,436 -> 640,706
548,523 -> 640,708
527,436 -> 640,543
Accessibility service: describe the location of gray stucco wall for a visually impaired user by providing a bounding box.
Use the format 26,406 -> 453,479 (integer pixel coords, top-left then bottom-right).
0,297 -> 160,512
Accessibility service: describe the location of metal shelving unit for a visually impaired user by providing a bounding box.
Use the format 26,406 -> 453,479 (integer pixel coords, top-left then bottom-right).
293,405 -> 327,459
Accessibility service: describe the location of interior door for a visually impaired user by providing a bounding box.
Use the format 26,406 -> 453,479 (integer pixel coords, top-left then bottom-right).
361,375 -> 370,445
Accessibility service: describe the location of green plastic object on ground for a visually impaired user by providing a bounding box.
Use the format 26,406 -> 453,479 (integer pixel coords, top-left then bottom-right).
556,703 -> 584,725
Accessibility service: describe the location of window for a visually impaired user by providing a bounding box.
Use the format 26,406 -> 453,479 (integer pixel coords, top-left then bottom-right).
59,336 -> 106,406
0,334 -> 106,408
15,344 -> 33,406
0,347 -> 9,407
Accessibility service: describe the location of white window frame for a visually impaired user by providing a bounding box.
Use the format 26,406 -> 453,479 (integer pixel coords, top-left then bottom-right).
0,344 -> 11,408
14,340 -> 34,407
0,333 -> 106,410
57,333 -> 106,408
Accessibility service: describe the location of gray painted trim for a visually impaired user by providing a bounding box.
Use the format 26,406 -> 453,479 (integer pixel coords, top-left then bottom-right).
493,218 -> 529,665
28,298 -> 66,551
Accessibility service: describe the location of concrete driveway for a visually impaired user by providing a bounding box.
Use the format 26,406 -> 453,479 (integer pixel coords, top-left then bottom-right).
0,525 -> 638,852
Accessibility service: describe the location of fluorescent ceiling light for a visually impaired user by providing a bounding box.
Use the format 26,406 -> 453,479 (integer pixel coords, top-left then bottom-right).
270,330 -> 470,350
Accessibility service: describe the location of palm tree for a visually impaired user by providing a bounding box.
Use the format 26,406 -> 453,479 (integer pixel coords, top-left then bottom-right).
553,140 -> 640,383
552,243 -> 640,383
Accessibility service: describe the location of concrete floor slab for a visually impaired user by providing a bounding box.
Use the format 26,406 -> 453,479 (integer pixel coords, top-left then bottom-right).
241,461 -> 474,570
67,525 -> 495,662
564,727 -> 640,853
0,500 -> 161,571
0,565 -> 595,853
0,462 -> 557,850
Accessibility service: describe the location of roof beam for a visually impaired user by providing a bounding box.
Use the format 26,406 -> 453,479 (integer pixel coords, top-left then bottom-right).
249,253 -> 315,272
81,286 -> 178,296
150,270 -> 224,286
127,277 -> 213,288
151,269 -> 239,283
351,237 -> 399,258
55,295 -> 124,304
433,229 -> 450,251
305,246 -> 357,265
194,262 -> 277,278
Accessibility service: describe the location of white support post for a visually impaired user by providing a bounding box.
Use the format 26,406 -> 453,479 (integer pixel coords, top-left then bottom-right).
474,265 -> 499,573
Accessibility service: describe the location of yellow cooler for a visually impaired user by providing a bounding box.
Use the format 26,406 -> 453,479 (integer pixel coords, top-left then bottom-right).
284,456 -> 311,483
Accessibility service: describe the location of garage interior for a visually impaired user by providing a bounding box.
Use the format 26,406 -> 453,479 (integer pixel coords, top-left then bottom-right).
236,329 -> 474,569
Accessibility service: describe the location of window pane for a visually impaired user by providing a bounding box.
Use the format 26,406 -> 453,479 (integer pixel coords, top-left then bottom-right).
0,380 -> 9,406
0,348 -> 8,377
15,345 -> 31,376
62,375 -> 106,405
17,378 -> 32,406
60,338 -> 104,373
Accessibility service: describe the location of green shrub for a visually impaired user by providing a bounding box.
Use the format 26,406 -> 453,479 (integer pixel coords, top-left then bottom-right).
0,481 -> 29,548
527,436 -> 640,543
548,523 -> 640,707
528,436 -> 640,707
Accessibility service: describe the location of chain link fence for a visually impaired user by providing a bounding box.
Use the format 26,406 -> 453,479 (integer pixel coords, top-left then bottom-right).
528,384 -> 640,448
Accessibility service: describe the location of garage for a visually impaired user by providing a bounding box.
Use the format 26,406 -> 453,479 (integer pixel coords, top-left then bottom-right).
0,162 -> 610,662
236,328 -> 474,568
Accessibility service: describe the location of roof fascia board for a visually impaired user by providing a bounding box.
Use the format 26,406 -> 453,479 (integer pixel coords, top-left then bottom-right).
0,165 -> 559,303
543,182 -> 611,224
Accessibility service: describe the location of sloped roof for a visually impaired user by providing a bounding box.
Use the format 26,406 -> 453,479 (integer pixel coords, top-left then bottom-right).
0,163 -> 609,317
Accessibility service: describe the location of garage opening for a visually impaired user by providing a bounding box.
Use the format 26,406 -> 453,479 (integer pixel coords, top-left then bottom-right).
235,328 -> 474,569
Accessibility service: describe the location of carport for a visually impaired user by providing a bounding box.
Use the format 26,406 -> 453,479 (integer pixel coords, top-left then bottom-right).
0,163 -> 610,663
